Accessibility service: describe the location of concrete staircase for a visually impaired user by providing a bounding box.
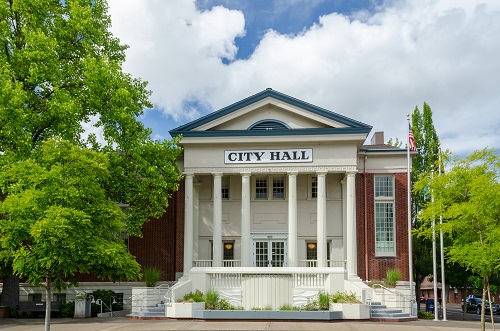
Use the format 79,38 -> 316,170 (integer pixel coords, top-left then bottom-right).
127,304 -> 166,319
370,302 -> 417,321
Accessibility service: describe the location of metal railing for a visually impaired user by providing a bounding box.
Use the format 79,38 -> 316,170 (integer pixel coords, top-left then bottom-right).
372,284 -> 413,315
131,283 -> 170,311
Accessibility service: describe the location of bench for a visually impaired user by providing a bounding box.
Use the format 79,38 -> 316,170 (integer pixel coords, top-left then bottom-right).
16,301 -> 61,317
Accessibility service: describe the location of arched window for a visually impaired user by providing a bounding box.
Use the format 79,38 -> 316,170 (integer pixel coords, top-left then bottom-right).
248,119 -> 290,131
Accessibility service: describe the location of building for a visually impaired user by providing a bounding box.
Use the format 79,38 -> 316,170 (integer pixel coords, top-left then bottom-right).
162,88 -> 413,310
4,89 -> 415,314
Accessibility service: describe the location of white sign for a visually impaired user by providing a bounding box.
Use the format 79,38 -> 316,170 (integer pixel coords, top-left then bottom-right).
224,149 -> 313,164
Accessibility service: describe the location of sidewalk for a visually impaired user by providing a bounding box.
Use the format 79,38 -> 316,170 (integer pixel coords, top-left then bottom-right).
0,318 -> 491,331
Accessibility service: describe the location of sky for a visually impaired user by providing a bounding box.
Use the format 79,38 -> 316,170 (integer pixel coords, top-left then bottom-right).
106,0 -> 500,155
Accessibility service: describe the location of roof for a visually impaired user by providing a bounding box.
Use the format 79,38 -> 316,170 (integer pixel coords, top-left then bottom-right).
169,88 -> 372,138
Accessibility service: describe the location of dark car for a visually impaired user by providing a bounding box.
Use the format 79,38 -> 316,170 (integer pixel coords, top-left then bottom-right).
466,298 -> 499,314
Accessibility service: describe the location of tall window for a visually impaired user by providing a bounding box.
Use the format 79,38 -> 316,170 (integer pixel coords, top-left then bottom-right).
374,175 -> 395,255
223,241 -> 234,260
306,241 -> 331,263
311,176 -> 318,198
255,178 -> 267,199
273,177 -> 285,199
221,176 -> 229,199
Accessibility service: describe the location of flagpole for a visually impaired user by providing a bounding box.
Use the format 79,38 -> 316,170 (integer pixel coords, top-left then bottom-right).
432,166 -> 439,321
406,114 -> 415,316
439,145 -> 447,321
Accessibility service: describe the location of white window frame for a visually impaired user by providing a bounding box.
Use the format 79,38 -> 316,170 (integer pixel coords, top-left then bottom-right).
252,175 -> 287,200
374,175 -> 396,257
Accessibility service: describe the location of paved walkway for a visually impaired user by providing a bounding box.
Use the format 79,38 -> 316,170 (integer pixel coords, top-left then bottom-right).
0,318 -> 495,331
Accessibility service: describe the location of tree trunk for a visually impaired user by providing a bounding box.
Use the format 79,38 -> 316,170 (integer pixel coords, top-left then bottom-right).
462,283 -> 467,321
45,277 -> 52,331
481,278 -> 487,331
0,274 -> 20,307
487,280 -> 495,331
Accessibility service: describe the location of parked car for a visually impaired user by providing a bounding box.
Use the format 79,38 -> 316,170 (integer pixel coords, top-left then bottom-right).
466,298 -> 499,314
420,296 -> 426,303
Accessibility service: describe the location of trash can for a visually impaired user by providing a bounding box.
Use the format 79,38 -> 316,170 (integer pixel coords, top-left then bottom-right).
426,298 -> 435,313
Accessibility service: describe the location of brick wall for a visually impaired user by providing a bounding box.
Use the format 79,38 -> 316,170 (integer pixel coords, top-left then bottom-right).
129,179 -> 185,281
356,172 -> 410,282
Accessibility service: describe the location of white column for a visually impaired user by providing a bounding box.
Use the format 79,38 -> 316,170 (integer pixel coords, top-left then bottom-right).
316,172 -> 327,268
346,171 -> 357,277
183,173 -> 194,274
212,173 -> 223,267
341,178 -> 347,263
193,183 -> 200,261
240,172 -> 251,267
287,172 -> 298,267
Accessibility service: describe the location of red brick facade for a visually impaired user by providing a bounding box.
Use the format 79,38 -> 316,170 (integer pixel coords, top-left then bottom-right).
129,180 -> 185,281
356,172 -> 410,282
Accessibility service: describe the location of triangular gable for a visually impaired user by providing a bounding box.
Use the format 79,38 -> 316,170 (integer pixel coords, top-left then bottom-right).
169,88 -> 372,138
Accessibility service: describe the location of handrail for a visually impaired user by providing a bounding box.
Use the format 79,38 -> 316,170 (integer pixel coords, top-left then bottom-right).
372,284 -> 413,301
372,284 -> 413,315
130,283 -> 170,311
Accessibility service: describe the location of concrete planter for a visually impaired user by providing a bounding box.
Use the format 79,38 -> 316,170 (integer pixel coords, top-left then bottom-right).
166,302 -> 205,318
330,303 -> 370,319
192,309 -> 342,320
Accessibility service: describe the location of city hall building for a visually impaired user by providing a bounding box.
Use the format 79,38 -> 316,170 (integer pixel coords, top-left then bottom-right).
8,89 -> 414,315
159,88 -> 413,311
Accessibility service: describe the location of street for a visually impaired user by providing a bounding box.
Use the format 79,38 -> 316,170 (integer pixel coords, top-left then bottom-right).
423,303 -> 500,323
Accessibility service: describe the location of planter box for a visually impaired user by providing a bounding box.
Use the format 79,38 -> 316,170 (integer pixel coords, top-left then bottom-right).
192,310 -> 342,320
166,302 -> 205,318
330,303 -> 370,319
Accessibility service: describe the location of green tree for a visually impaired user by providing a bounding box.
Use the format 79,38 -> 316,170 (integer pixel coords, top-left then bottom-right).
410,103 -> 440,304
415,149 -> 500,331
0,139 -> 141,330
0,0 -> 181,314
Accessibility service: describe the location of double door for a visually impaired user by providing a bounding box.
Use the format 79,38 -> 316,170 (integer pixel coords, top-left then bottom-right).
253,240 -> 287,267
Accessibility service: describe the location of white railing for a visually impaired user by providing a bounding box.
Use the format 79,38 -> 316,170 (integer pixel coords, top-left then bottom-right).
191,267 -> 344,290
223,260 -> 241,267
210,273 -> 242,288
193,260 -> 242,267
372,284 -> 413,315
297,260 -> 347,268
131,283 -> 170,311
293,273 -> 327,288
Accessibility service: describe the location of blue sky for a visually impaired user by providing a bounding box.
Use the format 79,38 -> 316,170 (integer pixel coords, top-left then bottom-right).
107,0 -> 500,155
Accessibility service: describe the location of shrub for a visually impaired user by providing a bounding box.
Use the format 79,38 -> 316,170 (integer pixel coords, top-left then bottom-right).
318,291 -> 330,310
279,304 -> 294,310
418,311 -> 435,320
183,289 -> 204,302
219,298 -> 236,310
385,268 -> 401,287
204,289 -> 219,310
331,291 -> 360,303
60,301 -> 75,318
143,266 -> 162,287
301,298 -> 318,311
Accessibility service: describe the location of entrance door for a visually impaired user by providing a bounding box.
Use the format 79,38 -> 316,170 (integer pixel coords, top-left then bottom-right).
254,240 -> 287,267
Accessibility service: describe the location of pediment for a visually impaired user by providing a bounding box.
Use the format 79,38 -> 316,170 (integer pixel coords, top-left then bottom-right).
170,89 -> 371,139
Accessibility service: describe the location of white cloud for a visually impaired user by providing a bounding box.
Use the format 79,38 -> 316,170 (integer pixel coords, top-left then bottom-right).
108,0 -> 500,155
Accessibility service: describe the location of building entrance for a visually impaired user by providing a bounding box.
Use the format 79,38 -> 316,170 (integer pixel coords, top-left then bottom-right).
253,238 -> 287,267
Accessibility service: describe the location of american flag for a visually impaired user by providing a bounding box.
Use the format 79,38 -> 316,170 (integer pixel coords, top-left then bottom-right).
408,124 -> 417,151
